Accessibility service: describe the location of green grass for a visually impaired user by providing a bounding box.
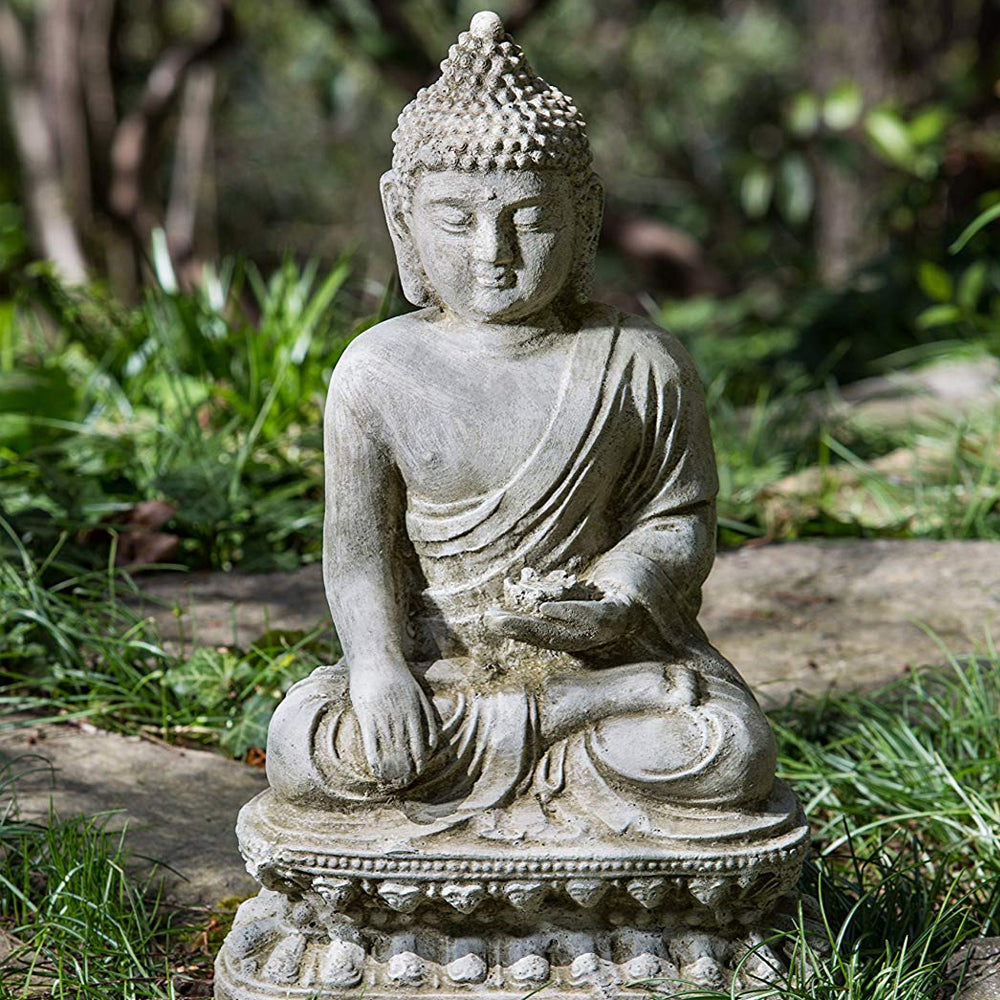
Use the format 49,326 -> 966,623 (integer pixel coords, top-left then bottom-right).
0,520 -> 337,758
0,758 -> 183,999
3,261 -> 998,571
777,641 -> 1000,871
710,371 -> 1000,545
2,259 -> 371,572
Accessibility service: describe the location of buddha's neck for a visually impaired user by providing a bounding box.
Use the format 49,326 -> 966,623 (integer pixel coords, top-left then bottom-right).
437,306 -> 569,356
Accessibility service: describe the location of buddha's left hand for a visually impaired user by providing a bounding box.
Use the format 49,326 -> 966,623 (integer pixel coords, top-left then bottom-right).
484,596 -> 639,652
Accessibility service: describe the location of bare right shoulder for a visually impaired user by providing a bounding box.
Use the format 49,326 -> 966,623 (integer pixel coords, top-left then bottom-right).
335,308 -> 438,373
326,308 -> 439,406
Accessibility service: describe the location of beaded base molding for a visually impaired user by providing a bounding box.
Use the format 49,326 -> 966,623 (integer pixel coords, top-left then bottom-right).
234,785 -> 809,926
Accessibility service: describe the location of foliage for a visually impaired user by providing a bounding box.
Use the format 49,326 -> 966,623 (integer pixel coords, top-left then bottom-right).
1,255 -> 362,571
716,393 -> 1000,545
912,192 -> 1000,351
3,257 -> 997,569
0,521 -> 336,757
775,648 -> 1000,879
0,758 -> 180,999
657,287 -> 808,405
763,649 -> 1000,996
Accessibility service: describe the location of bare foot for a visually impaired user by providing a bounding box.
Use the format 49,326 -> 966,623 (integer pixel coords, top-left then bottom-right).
541,661 -> 700,742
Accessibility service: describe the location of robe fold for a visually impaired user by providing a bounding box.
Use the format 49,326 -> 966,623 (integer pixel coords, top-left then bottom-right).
405,308 -> 721,664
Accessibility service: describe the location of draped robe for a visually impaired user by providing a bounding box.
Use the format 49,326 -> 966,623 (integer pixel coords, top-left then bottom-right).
267,307 -> 780,839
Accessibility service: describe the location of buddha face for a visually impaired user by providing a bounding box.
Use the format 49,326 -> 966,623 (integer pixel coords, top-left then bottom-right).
408,170 -> 577,324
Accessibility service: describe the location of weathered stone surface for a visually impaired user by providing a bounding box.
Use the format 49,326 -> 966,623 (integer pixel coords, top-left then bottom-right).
141,538 -> 1000,710
943,938 -> 1000,1000
825,354 -> 999,432
0,722 -> 267,907
138,566 -> 330,651
739,355 -> 1000,537
701,538 -> 1000,707
0,928 -> 20,965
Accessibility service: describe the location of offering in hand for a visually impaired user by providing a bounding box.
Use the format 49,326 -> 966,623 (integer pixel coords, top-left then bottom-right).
502,568 -> 601,615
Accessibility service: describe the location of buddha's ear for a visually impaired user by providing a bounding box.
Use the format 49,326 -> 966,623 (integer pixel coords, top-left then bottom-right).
570,173 -> 605,304
380,171 -> 434,307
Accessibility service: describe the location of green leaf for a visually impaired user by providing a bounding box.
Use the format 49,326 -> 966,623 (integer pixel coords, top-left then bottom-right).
150,228 -> 177,294
0,301 -> 14,371
658,296 -> 720,334
916,304 -> 961,330
786,91 -> 820,138
823,81 -> 863,131
957,261 -> 988,311
777,154 -> 814,225
917,262 -> 953,303
950,201 -> 1000,254
164,647 -> 247,711
219,691 -> 277,757
740,165 -> 773,219
865,108 -> 915,168
907,105 -> 950,146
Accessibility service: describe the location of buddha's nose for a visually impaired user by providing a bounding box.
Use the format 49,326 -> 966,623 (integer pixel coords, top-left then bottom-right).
472,219 -> 515,266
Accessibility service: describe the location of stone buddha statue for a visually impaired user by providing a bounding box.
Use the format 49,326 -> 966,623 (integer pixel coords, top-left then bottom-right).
215,13 -> 809,999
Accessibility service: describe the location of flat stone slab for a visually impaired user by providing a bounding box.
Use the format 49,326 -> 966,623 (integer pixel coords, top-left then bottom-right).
0,723 -> 267,908
139,565 -> 330,651
944,937 -> 1000,999
140,539 -> 1000,707
815,354 -> 1000,432
701,538 -> 1000,706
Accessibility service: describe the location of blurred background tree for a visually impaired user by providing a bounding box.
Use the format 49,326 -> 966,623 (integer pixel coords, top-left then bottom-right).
1,1 -> 998,308
1,0 -> 999,570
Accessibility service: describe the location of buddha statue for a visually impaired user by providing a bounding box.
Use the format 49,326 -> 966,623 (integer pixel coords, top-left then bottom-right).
215,12 -> 809,999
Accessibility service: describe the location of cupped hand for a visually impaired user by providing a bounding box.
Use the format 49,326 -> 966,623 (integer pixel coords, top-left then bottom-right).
483,596 -> 639,653
349,662 -> 439,788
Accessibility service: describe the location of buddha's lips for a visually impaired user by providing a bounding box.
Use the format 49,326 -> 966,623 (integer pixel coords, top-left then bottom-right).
474,268 -> 516,290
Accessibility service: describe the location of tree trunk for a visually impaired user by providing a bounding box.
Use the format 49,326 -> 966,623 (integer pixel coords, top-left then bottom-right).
39,0 -> 92,229
0,2 -> 89,283
166,63 -> 216,273
108,0 -> 234,259
806,0 -> 892,285
80,0 -> 118,160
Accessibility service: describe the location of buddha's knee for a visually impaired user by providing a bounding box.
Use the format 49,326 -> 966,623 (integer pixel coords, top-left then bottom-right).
706,698 -> 777,804
587,692 -> 776,808
265,664 -> 373,806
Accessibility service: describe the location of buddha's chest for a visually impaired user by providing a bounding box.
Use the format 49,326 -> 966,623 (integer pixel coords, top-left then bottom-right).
384,348 -> 570,500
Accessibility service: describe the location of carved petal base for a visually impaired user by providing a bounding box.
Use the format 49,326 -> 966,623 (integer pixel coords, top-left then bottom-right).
214,887 -> 811,999
234,782 -> 808,920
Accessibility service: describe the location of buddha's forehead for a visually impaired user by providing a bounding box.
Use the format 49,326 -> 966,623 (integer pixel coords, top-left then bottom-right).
413,169 -> 571,208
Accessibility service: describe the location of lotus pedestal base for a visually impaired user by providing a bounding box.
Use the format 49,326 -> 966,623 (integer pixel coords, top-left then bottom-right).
215,787 -> 809,999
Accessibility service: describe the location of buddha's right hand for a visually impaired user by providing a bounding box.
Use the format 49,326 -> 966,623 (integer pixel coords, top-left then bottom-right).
348,661 -> 439,788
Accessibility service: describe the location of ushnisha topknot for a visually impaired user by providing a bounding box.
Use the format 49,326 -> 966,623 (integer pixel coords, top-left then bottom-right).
390,10 -> 593,204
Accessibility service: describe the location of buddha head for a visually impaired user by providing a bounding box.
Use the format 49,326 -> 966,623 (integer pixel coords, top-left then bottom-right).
381,10 -> 603,324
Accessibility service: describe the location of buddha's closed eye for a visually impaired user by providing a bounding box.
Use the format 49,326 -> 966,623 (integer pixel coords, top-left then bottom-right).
436,209 -> 474,232
513,205 -> 561,232
513,206 -> 542,226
